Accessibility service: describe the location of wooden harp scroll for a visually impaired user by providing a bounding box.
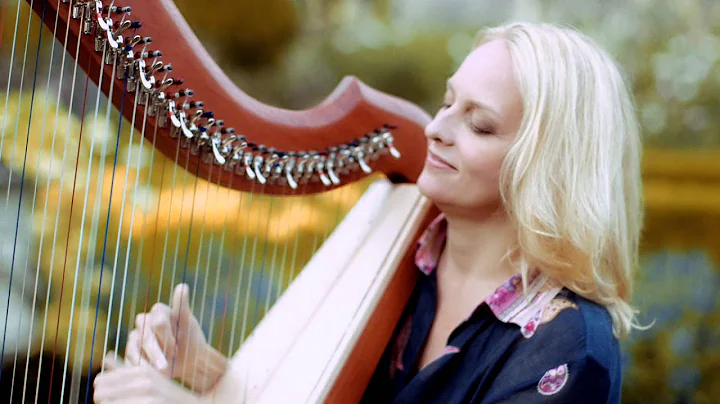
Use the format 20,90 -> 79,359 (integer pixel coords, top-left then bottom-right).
29,0 -> 431,195
22,0 -> 434,402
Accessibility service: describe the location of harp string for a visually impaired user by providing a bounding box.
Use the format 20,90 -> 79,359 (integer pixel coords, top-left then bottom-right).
85,38 -> 127,403
57,62 -> 91,404
227,187 -> 253,356
5,0 -> 45,399
206,173 -> 237,348
1,2 -> 377,401
6,0 -> 41,212
12,24 -> 47,396
127,120 -> 161,349
24,1 -> 87,401
193,154 -> 237,386
101,82 -> 143,371
186,154 -> 218,387
111,89 -> 152,367
38,9 -> 113,397
0,0 -> 29,182
170,142 -> 204,387
1,0 -> 43,396
205,163 -> 238,380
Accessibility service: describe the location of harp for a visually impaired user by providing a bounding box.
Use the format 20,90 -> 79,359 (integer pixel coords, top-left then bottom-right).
3,0 -> 434,402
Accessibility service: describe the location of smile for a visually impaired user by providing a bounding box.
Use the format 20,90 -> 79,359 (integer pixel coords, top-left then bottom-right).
426,150 -> 456,170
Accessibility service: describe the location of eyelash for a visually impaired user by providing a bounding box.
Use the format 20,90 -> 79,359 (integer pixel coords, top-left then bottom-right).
439,102 -> 495,135
471,125 -> 494,135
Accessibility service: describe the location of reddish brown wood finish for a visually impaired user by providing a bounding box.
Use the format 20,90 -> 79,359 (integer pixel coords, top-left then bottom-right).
325,205 -> 439,403
28,0 -> 431,195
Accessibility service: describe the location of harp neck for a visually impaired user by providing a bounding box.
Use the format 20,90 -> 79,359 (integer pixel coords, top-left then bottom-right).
30,0 -> 431,195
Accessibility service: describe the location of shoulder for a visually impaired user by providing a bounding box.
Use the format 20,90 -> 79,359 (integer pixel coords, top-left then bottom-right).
533,289 -> 619,363
526,289 -> 622,381
481,290 -> 622,403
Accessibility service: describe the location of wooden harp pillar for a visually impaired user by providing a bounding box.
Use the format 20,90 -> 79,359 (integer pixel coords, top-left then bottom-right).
22,0 -> 435,402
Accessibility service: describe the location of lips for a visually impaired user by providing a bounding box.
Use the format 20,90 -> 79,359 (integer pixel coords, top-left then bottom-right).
426,150 -> 456,170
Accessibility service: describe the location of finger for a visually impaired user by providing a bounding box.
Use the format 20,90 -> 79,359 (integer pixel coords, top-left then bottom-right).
143,329 -> 169,370
134,313 -> 152,334
151,302 -> 172,320
124,330 -> 145,366
134,314 -> 169,370
150,305 -> 175,347
171,283 -> 192,319
103,352 -> 125,371
152,323 -> 174,371
93,366 -> 150,402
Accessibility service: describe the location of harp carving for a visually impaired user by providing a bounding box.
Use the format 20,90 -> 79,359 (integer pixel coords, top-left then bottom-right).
13,0 -> 434,402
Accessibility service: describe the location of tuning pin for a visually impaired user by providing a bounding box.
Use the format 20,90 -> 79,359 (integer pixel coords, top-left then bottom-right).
156,78 -> 174,93
285,168 -> 298,189
136,59 -> 153,90
178,111 -> 193,138
243,153 -> 256,180
358,157 -> 372,174
381,130 -> 401,159
114,21 -> 141,37
353,147 -> 372,174
286,172 -> 298,189
252,155 -> 266,184
318,169 -> 331,186
326,161 -> 341,185
388,144 -> 401,158
167,100 -> 182,129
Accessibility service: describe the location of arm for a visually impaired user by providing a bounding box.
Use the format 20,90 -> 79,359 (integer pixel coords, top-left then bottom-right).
476,357 -> 614,404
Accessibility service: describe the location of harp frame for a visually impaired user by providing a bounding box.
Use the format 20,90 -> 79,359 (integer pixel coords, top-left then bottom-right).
28,0 -> 431,195
209,181 -> 436,403
20,0 -> 435,402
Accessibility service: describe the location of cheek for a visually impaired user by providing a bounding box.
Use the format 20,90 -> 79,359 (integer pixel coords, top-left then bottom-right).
453,142 -> 508,206
461,147 -> 504,183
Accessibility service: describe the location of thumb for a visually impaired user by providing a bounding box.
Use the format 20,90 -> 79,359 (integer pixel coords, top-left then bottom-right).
171,283 -> 192,319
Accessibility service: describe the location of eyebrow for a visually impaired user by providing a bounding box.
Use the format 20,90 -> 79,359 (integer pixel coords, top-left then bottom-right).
446,79 -> 503,120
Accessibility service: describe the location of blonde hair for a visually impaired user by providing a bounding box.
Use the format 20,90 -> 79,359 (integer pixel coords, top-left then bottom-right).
475,22 -> 644,339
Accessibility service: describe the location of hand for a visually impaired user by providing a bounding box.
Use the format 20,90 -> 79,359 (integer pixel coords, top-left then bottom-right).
93,354 -> 200,404
126,283 -> 228,393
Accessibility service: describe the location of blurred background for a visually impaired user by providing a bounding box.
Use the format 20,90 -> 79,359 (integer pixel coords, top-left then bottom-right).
0,0 -> 718,402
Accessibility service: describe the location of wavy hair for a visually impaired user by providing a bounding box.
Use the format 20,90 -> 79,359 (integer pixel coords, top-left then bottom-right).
476,22 -> 644,339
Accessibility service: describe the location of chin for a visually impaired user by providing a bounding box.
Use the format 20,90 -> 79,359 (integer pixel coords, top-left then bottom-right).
417,168 -> 456,205
417,168 -> 503,215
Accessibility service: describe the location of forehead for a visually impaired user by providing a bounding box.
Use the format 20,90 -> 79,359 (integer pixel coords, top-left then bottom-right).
449,39 -> 521,117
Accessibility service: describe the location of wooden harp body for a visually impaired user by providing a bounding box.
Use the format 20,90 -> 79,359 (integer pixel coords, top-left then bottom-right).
19,0 -> 434,402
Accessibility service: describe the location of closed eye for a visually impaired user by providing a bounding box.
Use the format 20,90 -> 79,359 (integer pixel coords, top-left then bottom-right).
471,125 -> 495,135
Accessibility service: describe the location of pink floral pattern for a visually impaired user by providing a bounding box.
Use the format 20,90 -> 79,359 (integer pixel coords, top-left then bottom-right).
414,215 -> 447,275
390,315 -> 414,376
537,364 -> 570,395
442,345 -> 461,355
486,274 -> 522,314
521,311 -> 543,338
414,214 -> 564,337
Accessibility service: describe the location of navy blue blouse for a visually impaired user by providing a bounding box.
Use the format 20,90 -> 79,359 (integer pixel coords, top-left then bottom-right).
362,215 -> 622,403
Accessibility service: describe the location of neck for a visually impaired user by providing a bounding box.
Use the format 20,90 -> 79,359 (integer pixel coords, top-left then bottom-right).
440,207 -> 518,284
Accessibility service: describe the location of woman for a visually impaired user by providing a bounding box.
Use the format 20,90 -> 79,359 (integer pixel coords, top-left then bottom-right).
93,21 -> 643,403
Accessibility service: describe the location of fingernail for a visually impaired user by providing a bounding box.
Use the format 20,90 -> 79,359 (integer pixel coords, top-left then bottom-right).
157,358 -> 168,370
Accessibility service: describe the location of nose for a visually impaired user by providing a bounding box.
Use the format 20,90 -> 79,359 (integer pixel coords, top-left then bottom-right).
424,108 -> 454,146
